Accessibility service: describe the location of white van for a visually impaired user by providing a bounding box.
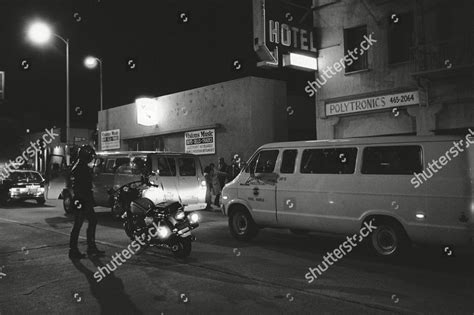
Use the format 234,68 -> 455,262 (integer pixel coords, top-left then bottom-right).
221,135 -> 474,257
62,151 -> 207,214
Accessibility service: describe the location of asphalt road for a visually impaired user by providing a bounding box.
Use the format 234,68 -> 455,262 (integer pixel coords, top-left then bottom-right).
0,199 -> 473,314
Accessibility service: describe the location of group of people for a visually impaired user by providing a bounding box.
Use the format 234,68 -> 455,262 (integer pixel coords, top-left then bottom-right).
204,154 -> 243,209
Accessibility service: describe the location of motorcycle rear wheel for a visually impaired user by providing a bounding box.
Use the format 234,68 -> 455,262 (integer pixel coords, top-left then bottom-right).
172,237 -> 192,259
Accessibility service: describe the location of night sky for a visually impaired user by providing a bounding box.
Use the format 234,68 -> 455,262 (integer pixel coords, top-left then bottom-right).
0,0 -> 314,137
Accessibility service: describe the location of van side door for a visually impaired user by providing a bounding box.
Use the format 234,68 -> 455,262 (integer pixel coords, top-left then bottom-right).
149,155 -> 180,202
238,150 -> 279,226
277,147 -> 358,233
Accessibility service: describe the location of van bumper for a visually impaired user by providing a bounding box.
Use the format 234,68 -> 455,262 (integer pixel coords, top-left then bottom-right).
183,203 -> 207,212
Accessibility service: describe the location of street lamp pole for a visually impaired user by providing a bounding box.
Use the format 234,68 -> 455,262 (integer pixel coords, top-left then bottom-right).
84,56 -> 103,111
51,33 -> 70,146
27,21 -> 71,162
99,59 -> 103,111
65,37 -> 70,146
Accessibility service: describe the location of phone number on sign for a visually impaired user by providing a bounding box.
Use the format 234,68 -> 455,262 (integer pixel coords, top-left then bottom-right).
389,93 -> 415,104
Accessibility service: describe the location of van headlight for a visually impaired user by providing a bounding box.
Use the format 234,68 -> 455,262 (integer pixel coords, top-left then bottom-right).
188,212 -> 199,224
222,195 -> 228,200
175,210 -> 185,220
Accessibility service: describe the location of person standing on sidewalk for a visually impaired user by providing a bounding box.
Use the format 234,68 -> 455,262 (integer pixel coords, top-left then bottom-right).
68,145 -> 105,259
204,164 -> 213,210
215,157 -> 229,206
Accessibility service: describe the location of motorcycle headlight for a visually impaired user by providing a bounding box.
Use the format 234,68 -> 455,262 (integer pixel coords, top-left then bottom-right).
175,210 -> 185,220
188,212 -> 199,224
157,225 -> 171,239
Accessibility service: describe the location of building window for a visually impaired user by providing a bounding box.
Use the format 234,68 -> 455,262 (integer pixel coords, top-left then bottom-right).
388,12 -> 414,64
344,25 -> 368,72
300,148 -> 357,174
361,146 -> 422,175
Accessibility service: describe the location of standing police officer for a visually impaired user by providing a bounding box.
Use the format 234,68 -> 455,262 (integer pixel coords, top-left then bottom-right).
68,145 -> 105,259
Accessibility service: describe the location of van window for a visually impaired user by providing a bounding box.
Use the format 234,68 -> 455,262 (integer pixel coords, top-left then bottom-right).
131,157 -> 147,175
362,145 -> 422,175
246,150 -> 279,174
116,163 -> 132,174
104,159 -> 116,173
114,158 -> 130,172
280,150 -> 298,174
154,157 -> 177,176
178,158 -> 196,176
301,148 -> 357,174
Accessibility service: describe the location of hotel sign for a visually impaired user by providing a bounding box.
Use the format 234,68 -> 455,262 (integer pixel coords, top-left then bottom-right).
101,129 -> 120,150
253,0 -> 317,68
185,129 -> 215,155
325,91 -> 420,117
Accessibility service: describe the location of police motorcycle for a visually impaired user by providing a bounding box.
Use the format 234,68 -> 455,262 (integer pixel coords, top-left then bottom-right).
109,175 -> 200,259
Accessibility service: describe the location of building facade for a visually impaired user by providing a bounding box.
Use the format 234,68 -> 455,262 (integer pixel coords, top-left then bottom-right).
98,76 -> 288,166
312,0 -> 474,139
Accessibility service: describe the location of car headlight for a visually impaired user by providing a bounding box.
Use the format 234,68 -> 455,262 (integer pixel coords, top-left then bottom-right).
188,212 -> 199,224
175,210 -> 185,220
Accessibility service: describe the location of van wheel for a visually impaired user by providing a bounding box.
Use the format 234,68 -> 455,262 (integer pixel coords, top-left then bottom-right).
229,208 -> 258,241
63,194 -> 73,214
368,219 -> 408,258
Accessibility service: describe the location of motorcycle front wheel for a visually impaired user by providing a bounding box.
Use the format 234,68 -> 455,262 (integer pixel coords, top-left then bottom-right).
171,236 -> 192,259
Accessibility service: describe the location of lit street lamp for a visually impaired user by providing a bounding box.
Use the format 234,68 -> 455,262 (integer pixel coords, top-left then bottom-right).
27,21 -> 70,150
84,56 -> 103,111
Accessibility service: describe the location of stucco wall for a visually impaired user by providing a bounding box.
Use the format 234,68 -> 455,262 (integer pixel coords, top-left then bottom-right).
312,0 -> 473,138
98,76 -> 288,167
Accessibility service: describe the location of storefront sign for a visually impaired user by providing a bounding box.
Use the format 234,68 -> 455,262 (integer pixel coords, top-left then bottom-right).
325,91 -> 420,117
101,129 -> 120,150
184,129 -> 215,155
253,0 -> 316,69
136,97 -> 159,126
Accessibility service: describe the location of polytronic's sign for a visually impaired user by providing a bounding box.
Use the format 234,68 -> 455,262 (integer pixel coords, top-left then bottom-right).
253,0 -> 316,66
325,91 -> 420,117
